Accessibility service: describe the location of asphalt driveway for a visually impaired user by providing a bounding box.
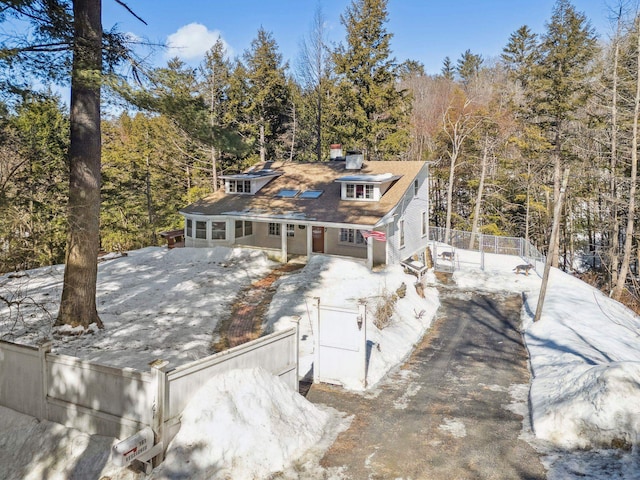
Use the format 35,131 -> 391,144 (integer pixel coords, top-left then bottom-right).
306,288 -> 546,479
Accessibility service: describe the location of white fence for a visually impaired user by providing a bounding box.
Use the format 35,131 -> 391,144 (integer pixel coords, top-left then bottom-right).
313,301 -> 367,389
0,327 -> 297,447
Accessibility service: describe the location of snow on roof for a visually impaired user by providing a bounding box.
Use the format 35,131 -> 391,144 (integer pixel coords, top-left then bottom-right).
220,169 -> 281,180
335,172 -> 399,183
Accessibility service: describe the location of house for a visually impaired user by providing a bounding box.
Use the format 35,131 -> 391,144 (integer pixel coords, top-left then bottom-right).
179,154 -> 430,269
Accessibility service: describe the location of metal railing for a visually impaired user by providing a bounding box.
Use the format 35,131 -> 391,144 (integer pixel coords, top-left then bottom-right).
428,226 -> 545,272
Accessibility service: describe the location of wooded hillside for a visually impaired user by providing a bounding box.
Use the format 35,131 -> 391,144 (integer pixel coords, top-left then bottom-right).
1,0 -> 639,303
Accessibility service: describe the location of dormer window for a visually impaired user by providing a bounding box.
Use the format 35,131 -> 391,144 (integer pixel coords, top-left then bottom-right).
228,180 -> 251,193
222,169 -> 282,195
336,173 -> 401,202
346,184 -> 374,199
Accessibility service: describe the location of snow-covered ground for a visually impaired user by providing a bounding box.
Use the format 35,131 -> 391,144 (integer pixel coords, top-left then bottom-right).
451,248 -> 640,479
1,245 -> 639,479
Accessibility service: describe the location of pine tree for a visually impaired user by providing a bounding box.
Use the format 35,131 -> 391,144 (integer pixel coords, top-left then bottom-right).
501,25 -> 539,89
243,28 -> 290,163
12,94 -> 69,268
528,0 -> 598,267
199,39 -> 232,188
297,5 -> 333,162
332,0 -> 410,160
1,0 -> 138,329
441,57 -> 455,80
101,112 -> 186,250
456,49 -> 483,86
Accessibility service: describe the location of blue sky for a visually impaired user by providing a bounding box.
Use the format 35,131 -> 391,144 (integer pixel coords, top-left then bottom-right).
103,0 -> 616,75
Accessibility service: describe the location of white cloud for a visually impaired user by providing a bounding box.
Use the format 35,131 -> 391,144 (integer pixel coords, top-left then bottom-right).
165,23 -> 232,61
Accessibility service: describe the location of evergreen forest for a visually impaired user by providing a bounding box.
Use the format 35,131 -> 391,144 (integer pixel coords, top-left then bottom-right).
2,0 -> 640,310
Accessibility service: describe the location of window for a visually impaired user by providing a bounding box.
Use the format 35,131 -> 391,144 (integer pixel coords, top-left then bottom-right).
414,179 -> 419,197
235,220 -> 253,238
195,221 -> 207,239
229,179 -> 251,193
339,228 -> 366,245
299,190 -> 323,199
346,184 -> 354,198
269,223 -> 281,236
421,211 -> 427,237
287,224 -> 295,237
211,221 -> 226,240
186,219 -> 192,237
345,183 -> 374,199
399,220 -> 405,247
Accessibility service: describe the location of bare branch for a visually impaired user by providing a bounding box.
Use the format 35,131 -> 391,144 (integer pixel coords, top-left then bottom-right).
113,0 -> 148,26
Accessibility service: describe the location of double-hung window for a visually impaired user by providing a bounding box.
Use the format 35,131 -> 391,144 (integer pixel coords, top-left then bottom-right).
211,221 -> 226,240
195,221 -> 207,239
339,228 -> 365,245
346,183 -> 373,200
268,223 -> 281,236
235,220 -> 253,238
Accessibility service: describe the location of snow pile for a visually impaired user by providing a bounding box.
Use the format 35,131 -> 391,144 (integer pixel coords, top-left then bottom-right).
521,269 -> 640,449
0,406 -> 138,480
153,367 -> 342,480
265,255 -> 439,390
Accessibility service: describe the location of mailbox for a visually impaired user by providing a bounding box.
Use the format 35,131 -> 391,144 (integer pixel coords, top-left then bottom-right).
111,427 -> 155,467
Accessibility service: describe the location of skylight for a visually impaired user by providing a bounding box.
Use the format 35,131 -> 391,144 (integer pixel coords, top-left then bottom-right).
275,189 -> 300,198
299,190 -> 323,199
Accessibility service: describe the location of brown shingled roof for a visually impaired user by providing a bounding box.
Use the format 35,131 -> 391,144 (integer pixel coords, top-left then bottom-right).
180,160 -> 426,227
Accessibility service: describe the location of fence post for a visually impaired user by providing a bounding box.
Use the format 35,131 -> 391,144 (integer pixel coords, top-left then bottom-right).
150,359 -> 169,467
358,302 -> 367,389
291,316 -> 301,392
38,341 -> 52,421
480,234 -> 485,271
313,297 -> 321,384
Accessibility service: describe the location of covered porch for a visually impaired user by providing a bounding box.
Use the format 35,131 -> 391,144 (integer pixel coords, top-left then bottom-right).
182,213 -> 387,268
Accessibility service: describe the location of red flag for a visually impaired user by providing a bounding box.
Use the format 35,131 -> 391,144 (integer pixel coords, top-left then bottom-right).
362,230 -> 386,241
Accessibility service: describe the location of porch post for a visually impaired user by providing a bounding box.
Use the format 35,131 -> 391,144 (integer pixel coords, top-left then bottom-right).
227,219 -> 236,245
306,225 -> 313,260
367,235 -> 374,270
281,222 -> 288,262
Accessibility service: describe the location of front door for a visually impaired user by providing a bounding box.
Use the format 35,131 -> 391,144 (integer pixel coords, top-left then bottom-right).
312,226 -> 324,253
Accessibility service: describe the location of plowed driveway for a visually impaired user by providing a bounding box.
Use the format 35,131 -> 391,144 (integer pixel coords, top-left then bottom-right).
307,289 -> 546,479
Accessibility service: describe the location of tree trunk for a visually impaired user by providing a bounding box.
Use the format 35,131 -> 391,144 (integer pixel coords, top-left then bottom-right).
609,30 -> 620,290
551,123 -> 562,268
56,0 -> 103,329
535,168 -> 569,322
316,83 -> 322,163
289,101 -> 296,162
612,20 -> 640,301
145,153 -> 156,245
525,161 -> 531,243
444,147 -> 457,245
259,118 -> 266,163
210,81 -> 219,192
469,134 -> 489,250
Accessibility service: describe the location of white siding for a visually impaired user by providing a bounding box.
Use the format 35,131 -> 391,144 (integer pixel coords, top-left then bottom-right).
386,163 -> 430,265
